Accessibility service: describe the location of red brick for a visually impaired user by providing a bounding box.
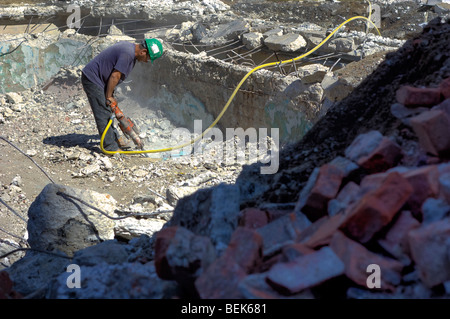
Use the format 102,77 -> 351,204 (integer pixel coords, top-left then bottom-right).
361,138 -> 403,173
396,85 -> 442,107
408,218 -> 450,288
345,131 -> 403,173
238,208 -> 268,229
297,163 -> 346,221
281,243 -> 315,262
378,211 -> 420,265
340,172 -> 413,243
330,231 -> 403,291
265,247 -> 344,295
440,77 -> 450,99
256,211 -> 311,256
298,213 -> 346,249
410,109 -> 450,156
224,227 -> 263,273
195,253 -> 246,299
401,165 -> 440,214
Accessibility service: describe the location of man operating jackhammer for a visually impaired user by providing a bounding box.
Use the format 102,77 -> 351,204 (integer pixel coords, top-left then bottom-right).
81,38 -> 164,152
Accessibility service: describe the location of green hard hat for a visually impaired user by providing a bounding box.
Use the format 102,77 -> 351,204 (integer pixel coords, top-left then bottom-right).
144,38 -> 164,62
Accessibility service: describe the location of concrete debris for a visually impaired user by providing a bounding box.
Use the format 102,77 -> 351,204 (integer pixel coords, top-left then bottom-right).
264,33 -> 307,52
1,0 -> 450,300
27,183 -> 117,256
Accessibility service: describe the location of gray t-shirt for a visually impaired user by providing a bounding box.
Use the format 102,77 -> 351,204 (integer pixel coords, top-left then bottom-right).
82,41 -> 136,89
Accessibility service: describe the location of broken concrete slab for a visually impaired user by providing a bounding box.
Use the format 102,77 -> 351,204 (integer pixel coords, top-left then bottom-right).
27,183 -> 117,256
114,217 -> 166,241
264,33 -> 307,52
241,32 -> 263,50
298,64 -> 329,85
200,19 -> 250,46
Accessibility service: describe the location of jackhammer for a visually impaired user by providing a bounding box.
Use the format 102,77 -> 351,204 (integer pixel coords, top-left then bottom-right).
108,100 -> 145,150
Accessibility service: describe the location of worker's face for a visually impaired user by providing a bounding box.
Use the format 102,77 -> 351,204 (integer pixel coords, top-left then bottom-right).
137,49 -> 150,63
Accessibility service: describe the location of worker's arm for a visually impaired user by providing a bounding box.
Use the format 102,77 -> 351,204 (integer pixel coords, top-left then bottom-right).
105,69 -> 122,105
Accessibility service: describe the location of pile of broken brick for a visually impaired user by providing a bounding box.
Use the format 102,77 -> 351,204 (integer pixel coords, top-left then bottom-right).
154,77 -> 450,299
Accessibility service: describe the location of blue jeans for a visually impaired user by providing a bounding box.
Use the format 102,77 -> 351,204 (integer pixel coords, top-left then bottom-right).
81,73 -> 119,151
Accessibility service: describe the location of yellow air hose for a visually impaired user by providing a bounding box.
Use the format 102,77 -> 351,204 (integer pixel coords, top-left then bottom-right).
100,15 -> 380,156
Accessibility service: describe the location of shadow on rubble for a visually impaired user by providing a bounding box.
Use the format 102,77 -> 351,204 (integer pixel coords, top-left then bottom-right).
43,133 -> 101,152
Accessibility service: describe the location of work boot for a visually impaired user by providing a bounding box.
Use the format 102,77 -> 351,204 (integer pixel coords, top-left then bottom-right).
116,137 -> 133,149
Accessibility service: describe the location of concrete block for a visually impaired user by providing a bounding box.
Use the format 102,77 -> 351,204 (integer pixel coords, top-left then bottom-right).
298,63 -> 329,84
262,28 -> 283,38
264,33 -> 307,52
242,32 -> 263,50
327,37 -> 356,52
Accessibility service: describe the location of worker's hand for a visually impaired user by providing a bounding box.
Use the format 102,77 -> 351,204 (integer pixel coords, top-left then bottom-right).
106,96 -> 117,107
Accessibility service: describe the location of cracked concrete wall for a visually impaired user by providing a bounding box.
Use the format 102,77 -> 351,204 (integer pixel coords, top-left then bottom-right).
0,32 -> 136,94
0,35 -> 91,93
1,32 -> 323,143
126,48 -> 323,143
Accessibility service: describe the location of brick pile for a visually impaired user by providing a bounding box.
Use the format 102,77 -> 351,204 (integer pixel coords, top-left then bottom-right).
153,77 -> 450,298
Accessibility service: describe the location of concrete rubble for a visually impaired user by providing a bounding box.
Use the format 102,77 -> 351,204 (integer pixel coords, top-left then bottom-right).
0,0 -> 450,299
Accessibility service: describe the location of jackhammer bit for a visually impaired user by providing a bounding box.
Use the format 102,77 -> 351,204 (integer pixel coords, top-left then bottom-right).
109,100 -> 145,150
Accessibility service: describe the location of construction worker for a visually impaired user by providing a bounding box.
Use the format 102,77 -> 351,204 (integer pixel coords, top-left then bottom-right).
81,38 -> 164,152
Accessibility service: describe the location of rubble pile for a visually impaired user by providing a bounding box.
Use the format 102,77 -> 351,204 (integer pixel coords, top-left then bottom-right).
1,0 -> 450,300
152,76 -> 450,299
